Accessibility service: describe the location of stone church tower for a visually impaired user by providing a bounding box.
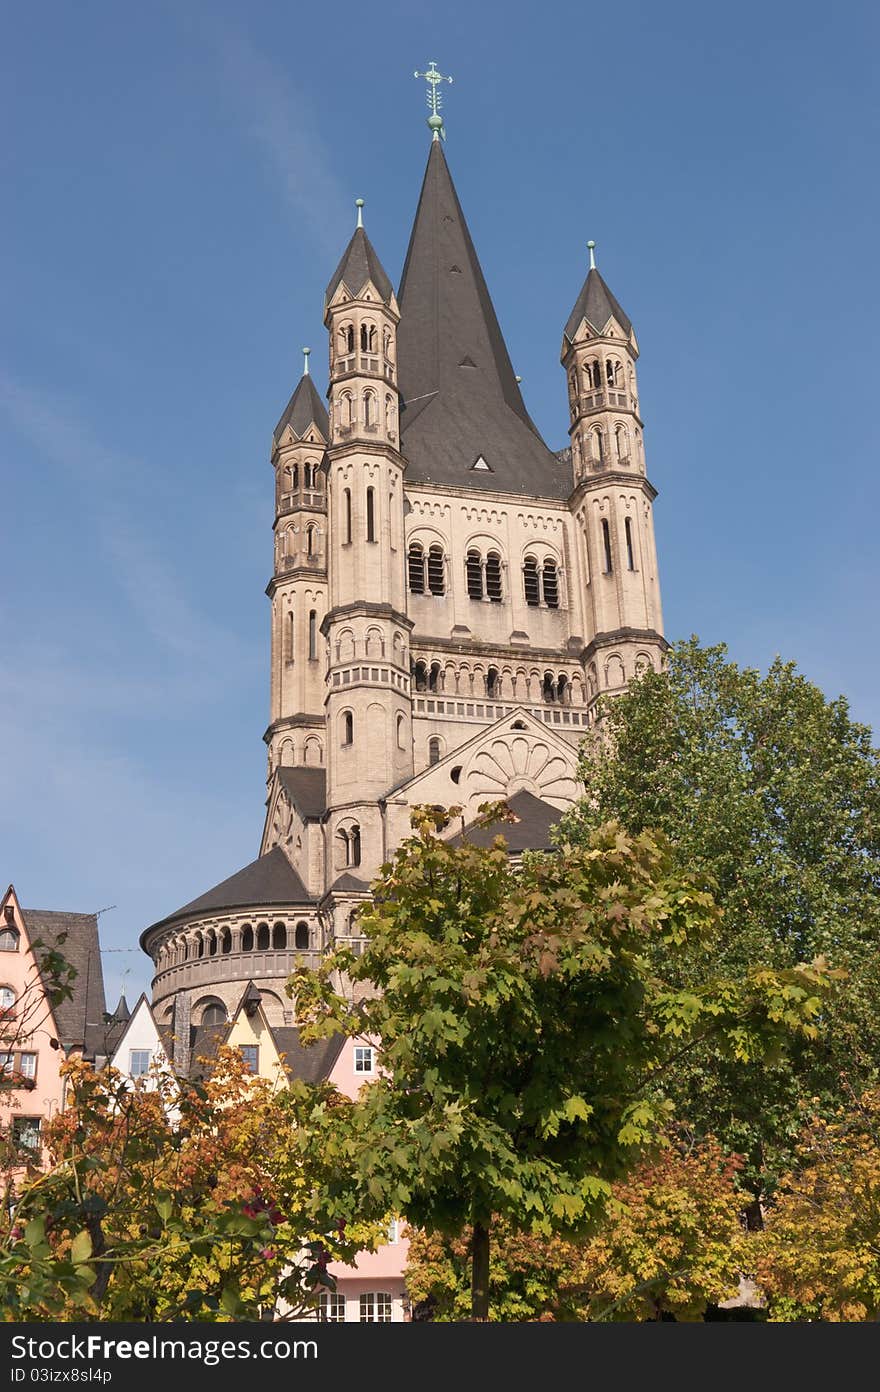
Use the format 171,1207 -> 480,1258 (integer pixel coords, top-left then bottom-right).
140,114 -> 666,1040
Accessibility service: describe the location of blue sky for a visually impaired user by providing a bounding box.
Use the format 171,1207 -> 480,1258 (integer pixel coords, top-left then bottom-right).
2,0 -> 877,1005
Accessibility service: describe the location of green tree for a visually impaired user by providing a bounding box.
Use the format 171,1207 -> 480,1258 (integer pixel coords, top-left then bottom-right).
559,637 -> 880,1215
293,807 -> 833,1319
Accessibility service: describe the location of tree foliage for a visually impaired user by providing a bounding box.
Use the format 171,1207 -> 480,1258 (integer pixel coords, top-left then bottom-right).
0,1049 -> 371,1321
406,1131 -> 746,1321
754,1089 -> 880,1320
293,806 -> 833,1318
559,637 -> 879,1206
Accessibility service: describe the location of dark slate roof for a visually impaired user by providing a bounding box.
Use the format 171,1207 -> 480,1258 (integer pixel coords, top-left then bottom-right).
188,1023 -> 230,1080
397,142 -> 570,499
22,909 -> 107,1059
277,767 -> 327,820
325,226 -> 394,307
327,872 -> 370,894
273,1028 -> 346,1084
111,993 -> 131,1024
142,847 -> 314,942
563,266 -> 632,343
448,790 -> 563,853
273,372 -> 329,445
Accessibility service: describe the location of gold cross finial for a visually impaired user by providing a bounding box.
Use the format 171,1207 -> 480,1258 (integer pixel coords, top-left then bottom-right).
414,60 -> 453,141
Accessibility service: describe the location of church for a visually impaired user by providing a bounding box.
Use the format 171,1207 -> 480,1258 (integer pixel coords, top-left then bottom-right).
140,88 -> 665,1057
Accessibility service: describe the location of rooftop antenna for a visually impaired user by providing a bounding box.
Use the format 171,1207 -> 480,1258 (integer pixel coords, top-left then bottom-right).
588,239 -> 597,271
414,60 -> 453,141
94,904 -> 116,918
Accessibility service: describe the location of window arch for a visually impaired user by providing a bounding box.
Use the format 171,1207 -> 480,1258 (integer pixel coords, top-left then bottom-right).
542,558 -> 560,609
427,544 -> 445,596
241,924 -> 254,953
466,550 -> 483,600
341,711 -> 354,746
341,324 -> 354,354
363,390 -> 377,428
0,985 -> 15,1014
396,712 -> 407,748
428,661 -> 441,693
413,660 -> 428,693
291,463 -> 299,490
0,928 -> 18,953
360,322 -> 377,353
256,922 -> 270,951
428,736 -> 442,766
408,542 -> 425,594
306,524 -> 316,558
625,516 -> 636,571
219,928 -> 232,955
200,1001 -> 227,1027
308,610 -> 317,660
340,393 -> 354,428
523,555 -> 540,606
272,922 -> 286,950
486,666 -> 500,699
350,825 -> 361,867
344,488 -> 352,544
591,427 -> 605,465
542,671 -> 556,703
366,487 -> 376,542
615,424 -> 628,462
294,921 -> 310,950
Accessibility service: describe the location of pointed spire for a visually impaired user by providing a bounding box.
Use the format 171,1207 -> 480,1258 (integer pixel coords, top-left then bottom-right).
112,992 -> 130,1023
273,358 -> 329,445
397,141 -> 568,497
563,246 -> 632,345
324,202 -> 394,311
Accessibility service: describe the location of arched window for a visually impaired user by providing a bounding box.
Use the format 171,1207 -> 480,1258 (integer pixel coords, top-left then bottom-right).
360,323 -> 368,352
592,428 -> 605,465
568,371 -> 577,403
0,928 -> 18,952
383,326 -> 392,359
364,391 -> 376,428
294,922 -> 310,950
428,736 -> 442,766
291,463 -> 299,490
272,922 -> 286,950
615,424 -> 627,461
342,711 -> 353,746
486,666 -> 500,698
366,488 -> 376,543
341,393 -> 354,428
306,524 -> 316,558
256,923 -> 270,951
427,545 -> 445,596
466,550 -> 483,600
344,325 -> 354,353
396,712 -> 406,748
428,661 -> 441,693
542,558 -> 560,609
286,610 -> 295,661
360,323 -> 377,353
601,518 -> 613,574
557,673 -> 568,704
625,517 -> 635,571
350,825 -> 361,867
241,924 -> 254,952
201,1003 -> 226,1026
0,985 -> 16,1014
485,552 -> 503,602
385,394 -> 395,433
337,828 -> 350,868
408,542 -> 425,593
344,488 -> 352,544
542,672 -> 556,703
606,360 -> 615,386
523,555 -> 541,606
220,928 -> 232,955
413,660 -> 428,693
339,326 -> 350,355
308,610 -> 317,660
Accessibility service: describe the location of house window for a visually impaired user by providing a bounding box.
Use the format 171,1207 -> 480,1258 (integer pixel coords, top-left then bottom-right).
18,1053 -> 37,1081
466,550 -> 483,600
354,1046 -> 375,1074
239,1045 -> 259,1073
485,552 -> 503,601
0,929 -> 18,952
427,545 -> 446,596
360,1292 -> 392,1322
318,1292 -> 346,1322
523,556 -> 540,606
542,559 -> 560,608
129,1050 -> 151,1077
625,517 -> 636,570
601,519 -> 613,573
0,1053 -> 12,1075
12,1117 -> 41,1152
408,542 -> 425,594
0,986 -> 15,1015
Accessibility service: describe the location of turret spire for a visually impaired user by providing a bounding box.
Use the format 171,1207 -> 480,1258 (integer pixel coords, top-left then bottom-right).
414,60 -> 453,141
588,239 -> 596,270
302,346 -> 310,376
355,198 -> 364,228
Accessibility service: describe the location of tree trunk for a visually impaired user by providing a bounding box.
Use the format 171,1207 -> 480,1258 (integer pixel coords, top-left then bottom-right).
471,1219 -> 490,1321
